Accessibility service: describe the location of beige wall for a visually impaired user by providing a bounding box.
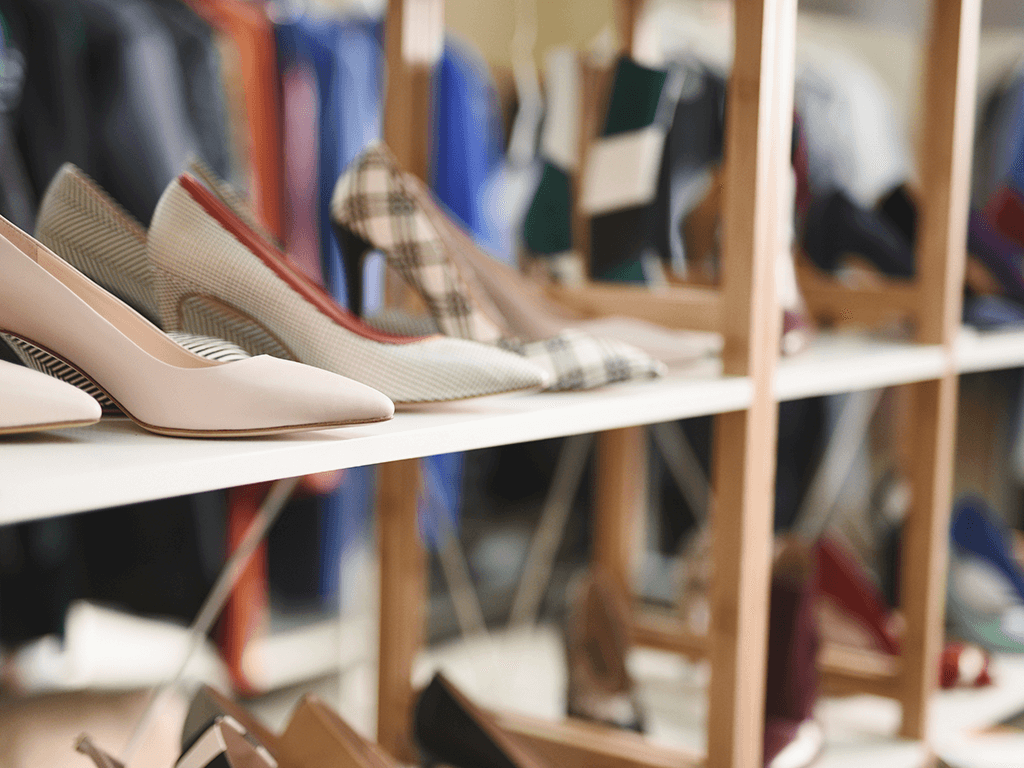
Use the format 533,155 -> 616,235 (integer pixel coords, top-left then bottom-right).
316,0 -> 617,69
443,0 -> 616,69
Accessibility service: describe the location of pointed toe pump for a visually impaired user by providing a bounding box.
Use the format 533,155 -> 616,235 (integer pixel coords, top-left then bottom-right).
330,143 -> 669,389
564,569 -> 646,732
80,715 -> 278,768
149,173 -> 549,404
0,360 -> 101,435
0,214 -> 393,436
182,685 -> 397,768
414,673 -> 552,768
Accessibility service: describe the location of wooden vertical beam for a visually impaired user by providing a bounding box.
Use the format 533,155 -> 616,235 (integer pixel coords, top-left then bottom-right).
899,0 -> 980,740
614,0 -> 646,56
915,0 -> 979,347
591,0 -> 647,613
593,427 -> 648,601
376,3 -> 438,759
376,459 -> 424,762
573,60 -> 611,275
383,0 -> 443,182
382,0 -> 442,308
705,0 -> 795,767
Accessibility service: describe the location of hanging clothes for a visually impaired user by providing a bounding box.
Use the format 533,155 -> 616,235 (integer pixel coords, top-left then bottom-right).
2,0 -> 222,223
276,14 -> 382,293
0,24 -> 34,231
187,0 -> 284,239
433,35 -> 509,259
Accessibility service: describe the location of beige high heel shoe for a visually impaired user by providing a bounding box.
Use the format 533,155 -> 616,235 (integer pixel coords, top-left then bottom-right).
149,173 -> 549,404
0,360 -> 101,435
0,215 -> 394,437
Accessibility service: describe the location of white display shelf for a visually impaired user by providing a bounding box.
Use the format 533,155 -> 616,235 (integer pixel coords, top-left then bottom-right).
0,361 -> 750,525
777,332 -> 947,401
0,332 -> 959,525
956,326 -> 1024,374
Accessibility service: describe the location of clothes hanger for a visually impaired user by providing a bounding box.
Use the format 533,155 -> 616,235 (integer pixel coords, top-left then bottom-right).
506,0 -> 543,168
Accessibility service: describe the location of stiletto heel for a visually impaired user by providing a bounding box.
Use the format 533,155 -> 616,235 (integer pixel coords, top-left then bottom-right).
334,222 -> 374,317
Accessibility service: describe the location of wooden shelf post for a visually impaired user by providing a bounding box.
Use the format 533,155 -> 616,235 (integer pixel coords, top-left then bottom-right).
376,459 -> 424,761
375,0 -> 440,758
594,427 -> 648,600
590,0 -> 649,606
705,0 -> 796,766
897,0 -> 980,740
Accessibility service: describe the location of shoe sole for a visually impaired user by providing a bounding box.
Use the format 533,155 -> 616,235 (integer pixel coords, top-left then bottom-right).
0,332 -> 391,438
0,418 -> 100,436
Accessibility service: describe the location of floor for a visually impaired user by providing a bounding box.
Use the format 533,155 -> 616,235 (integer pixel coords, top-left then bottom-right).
250,625 -> 1024,768
5,625 -> 1024,768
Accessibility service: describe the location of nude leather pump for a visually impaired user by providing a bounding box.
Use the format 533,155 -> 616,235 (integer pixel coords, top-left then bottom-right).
0,214 -> 394,437
0,360 -> 102,435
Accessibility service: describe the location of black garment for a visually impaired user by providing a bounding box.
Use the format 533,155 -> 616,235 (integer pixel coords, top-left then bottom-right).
590,59 -> 726,282
0,494 -> 224,645
802,189 -> 915,278
878,184 -> 918,248
148,0 -> 233,183
1,0 -> 229,223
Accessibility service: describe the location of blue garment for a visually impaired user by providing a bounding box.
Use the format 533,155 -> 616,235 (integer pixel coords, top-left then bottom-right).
275,16 -> 382,299
275,14 -> 507,598
432,36 -> 508,258
951,495 -> 1024,602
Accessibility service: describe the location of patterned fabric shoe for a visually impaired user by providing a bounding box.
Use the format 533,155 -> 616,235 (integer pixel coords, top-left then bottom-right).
330,142 -> 667,390
149,173 -> 549,404
77,715 -> 278,768
23,163 -> 251,413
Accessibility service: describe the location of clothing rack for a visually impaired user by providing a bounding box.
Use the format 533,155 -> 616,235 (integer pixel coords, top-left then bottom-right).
0,1 -> 991,767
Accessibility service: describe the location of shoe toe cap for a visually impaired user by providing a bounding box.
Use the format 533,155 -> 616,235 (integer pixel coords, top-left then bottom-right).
0,363 -> 102,430
221,356 -> 394,430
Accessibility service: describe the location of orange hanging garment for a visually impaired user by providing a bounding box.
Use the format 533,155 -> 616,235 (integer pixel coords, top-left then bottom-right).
187,0 -> 285,240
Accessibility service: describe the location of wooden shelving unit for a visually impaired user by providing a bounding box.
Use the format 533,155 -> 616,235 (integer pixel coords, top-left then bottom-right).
0,0 -> 1008,767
